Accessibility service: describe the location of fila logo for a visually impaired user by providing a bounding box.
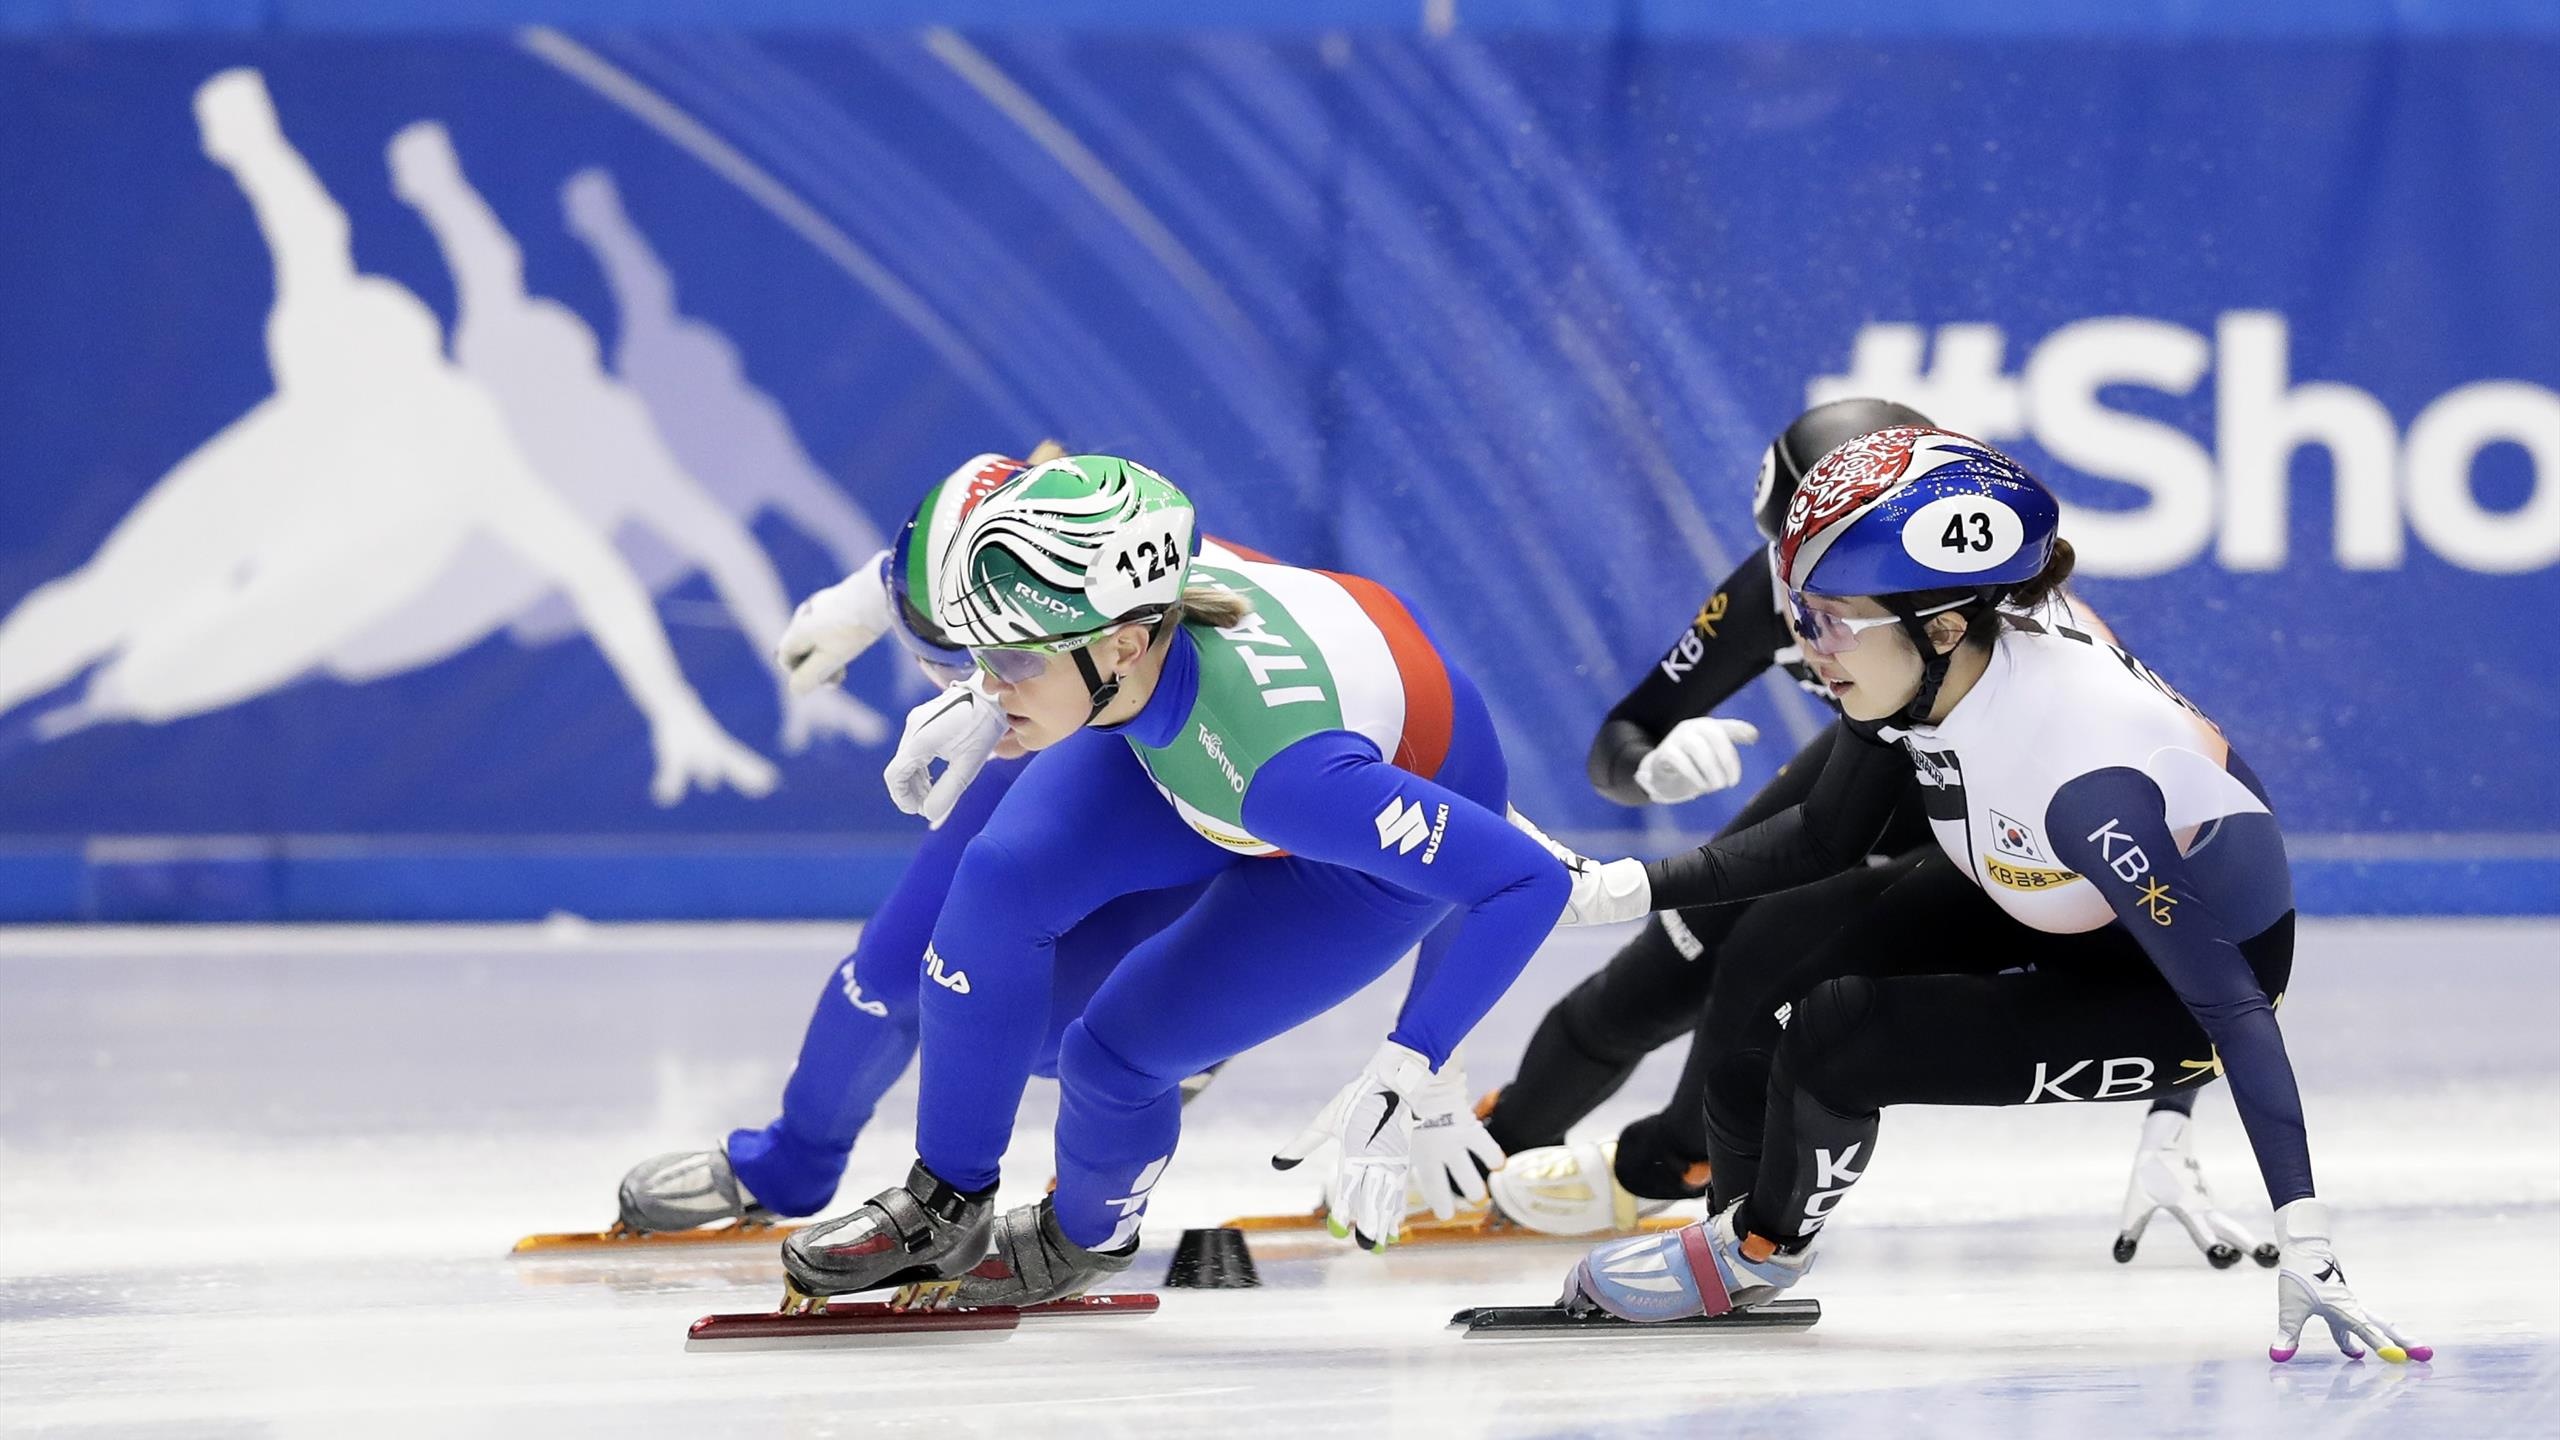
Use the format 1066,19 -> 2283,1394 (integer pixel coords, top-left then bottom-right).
1375,797 -> 1451,863
2025,1056 -> 2156,1102
924,944 -> 971,996
1801,1142 -> 1866,1233
1773,1001 -> 1794,1029
2084,819 -> 2153,882
838,961 -> 889,1018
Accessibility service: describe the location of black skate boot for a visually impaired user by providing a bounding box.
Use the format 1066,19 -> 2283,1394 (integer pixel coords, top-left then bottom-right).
779,1162 -> 994,1308
938,1197 -> 1136,1309
617,1148 -> 776,1234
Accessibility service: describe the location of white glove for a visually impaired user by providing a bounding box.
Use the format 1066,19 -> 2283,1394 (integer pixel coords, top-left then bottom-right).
2267,1199 -> 2429,1364
1634,717 -> 1760,804
2113,1108 -> 2275,1269
1504,807 -> 1653,926
883,677 -> 1008,828
1270,1041 -> 1500,1250
774,550 -> 895,696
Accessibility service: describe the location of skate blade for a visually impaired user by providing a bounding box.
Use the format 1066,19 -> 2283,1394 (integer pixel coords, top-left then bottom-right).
1450,1298 -> 1822,1338
510,1219 -> 801,1255
684,1292 -> 1160,1351
1217,1206 -> 1689,1247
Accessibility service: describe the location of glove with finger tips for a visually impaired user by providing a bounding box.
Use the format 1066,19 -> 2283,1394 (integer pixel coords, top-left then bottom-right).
1271,1041 -> 1492,1250
2267,1199 -> 2430,1365
883,677 -> 1008,828
2113,1108 -> 2276,1269
776,550 -> 895,695
1634,717 -> 1760,804
1503,808 -> 1651,926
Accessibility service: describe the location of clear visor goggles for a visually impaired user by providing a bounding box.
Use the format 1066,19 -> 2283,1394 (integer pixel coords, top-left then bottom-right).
969,626 -> 1118,683
1786,591 -> 1970,657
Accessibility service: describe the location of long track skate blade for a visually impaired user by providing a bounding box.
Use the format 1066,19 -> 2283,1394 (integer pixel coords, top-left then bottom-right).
1218,1208 -> 1690,1246
511,1219 -> 803,1255
684,1293 -> 1160,1351
1450,1298 -> 1821,1338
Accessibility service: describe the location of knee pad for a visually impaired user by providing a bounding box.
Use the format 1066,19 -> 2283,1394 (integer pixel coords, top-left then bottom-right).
1774,976 -> 1883,1114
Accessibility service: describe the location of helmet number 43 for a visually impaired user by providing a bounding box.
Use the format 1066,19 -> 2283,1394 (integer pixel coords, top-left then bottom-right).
1942,511 -> 1996,553
1900,494 -> 2025,575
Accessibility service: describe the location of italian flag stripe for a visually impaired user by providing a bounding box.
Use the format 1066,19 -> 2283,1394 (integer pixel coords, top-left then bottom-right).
1204,534 -> 1278,565
1317,569 -> 1452,781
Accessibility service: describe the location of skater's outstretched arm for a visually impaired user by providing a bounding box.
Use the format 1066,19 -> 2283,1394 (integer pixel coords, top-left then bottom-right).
2047,760 -> 2427,1365
1587,550 -> 1784,806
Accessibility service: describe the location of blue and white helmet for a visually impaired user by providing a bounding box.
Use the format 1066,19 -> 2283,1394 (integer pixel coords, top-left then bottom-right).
1776,427 -> 2060,599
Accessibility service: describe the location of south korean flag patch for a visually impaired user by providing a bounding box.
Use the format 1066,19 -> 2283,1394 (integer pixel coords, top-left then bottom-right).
1989,809 -> 2045,863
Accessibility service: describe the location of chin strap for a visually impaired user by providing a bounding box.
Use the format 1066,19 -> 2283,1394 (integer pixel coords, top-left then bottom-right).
1893,613 -> 1955,726
1072,644 -> 1124,725
1071,614 -> 1175,727
1891,589 -> 1997,726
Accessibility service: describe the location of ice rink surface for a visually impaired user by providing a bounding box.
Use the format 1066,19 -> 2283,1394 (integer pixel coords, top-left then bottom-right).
4,917 -> 2555,1437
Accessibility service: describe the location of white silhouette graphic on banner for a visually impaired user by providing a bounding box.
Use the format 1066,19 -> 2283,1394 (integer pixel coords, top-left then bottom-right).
547,169 -> 896,648
337,121 -> 884,751
0,69 -> 778,805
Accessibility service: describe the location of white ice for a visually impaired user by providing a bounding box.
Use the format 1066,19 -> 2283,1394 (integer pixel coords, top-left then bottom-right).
3,919 -> 2554,1436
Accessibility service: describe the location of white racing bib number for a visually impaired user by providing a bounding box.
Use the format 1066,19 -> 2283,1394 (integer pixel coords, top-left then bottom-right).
1901,494 -> 2025,574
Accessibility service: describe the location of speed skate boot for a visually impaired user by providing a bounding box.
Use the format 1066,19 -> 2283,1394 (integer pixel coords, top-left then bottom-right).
937,1196 -> 1136,1309
1561,1199 -> 1814,1322
617,1148 -> 776,1233
1489,1138 -> 1708,1237
779,1162 -> 994,1309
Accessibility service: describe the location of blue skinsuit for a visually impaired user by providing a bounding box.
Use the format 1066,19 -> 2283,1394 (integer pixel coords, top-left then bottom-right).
913,623 -> 1569,1251
723,757 -> 1205,1218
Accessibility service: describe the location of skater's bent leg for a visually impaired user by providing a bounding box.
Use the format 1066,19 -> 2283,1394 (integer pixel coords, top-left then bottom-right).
728,760 -> 1026,1214
1050,860 -> 1445,1250
1742,937 -> 2271,1246
1695,856 -> 1980,1208
1483,915 -> 1729,1152
1033,881 -> 1206,1078
1626,855 -> 1915,1197
917,732 -> 1229,1192
1484,725 -> 1840,1155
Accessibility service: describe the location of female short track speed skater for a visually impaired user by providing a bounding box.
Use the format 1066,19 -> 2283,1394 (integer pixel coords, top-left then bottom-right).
1533,427 -> 2425,1364
1486,400 -> 2269,1272
612,449 -> 1235,1234
774,454 -> 1568,1310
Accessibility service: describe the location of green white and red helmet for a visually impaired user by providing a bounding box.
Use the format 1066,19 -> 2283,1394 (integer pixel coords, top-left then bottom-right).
931,454 -> 1199,659
886,452 -> 1030,679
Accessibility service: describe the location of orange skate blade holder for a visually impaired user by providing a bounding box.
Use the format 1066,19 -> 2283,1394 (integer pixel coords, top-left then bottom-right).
509,1216 -> 803,1256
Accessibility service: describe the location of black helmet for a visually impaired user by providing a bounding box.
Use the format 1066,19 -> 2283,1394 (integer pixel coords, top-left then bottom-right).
1752,397 -> 1936,542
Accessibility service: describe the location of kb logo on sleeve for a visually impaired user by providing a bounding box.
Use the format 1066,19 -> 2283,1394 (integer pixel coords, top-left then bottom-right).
2086,819 -> 2177,924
